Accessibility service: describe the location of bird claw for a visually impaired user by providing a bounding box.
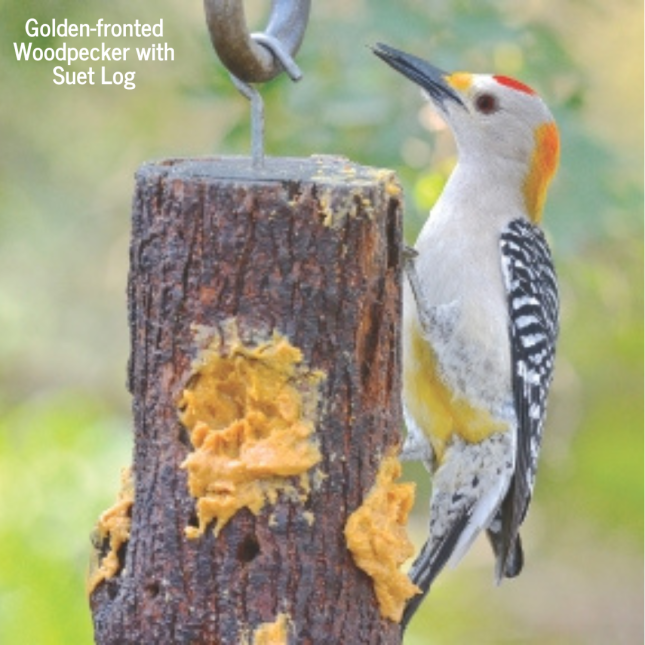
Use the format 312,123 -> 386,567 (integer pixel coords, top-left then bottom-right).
402,245 -> 423,301
402,244 -> 419,264
402,245 -> 434,333
400,435 -> 434,471
402,410 -> 435,471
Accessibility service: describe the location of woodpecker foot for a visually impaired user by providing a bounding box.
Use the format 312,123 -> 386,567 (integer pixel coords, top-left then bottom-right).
402,244 -> 419,263
403,249 -> 435,335
402,410 -> 435,471
400,433 -> 434,471
402,245 -> 422,297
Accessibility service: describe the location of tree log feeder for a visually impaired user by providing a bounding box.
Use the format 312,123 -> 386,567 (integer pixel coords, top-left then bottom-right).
89,155 -> 413,644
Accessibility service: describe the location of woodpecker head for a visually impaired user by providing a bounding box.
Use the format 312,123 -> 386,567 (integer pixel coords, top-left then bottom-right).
373,43 -> 560,222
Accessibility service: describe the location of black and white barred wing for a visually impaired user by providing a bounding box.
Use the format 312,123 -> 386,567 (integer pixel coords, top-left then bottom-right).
500,219 -> 559,535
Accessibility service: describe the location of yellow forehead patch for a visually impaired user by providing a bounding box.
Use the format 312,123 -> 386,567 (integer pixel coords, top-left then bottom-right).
446,72 -> 473,92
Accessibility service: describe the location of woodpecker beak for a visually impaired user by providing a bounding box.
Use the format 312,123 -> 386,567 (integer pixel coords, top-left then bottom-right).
372,43 -> 466,110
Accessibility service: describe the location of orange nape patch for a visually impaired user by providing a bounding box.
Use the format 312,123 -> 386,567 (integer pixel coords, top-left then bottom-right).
523,121 -> 560,222
179,325 -> 324,538
87,467 -> 134,594
446,71 -> 472,92
248,613 -> 291,645
344,450 -> 420,622
403,317 -> 508,463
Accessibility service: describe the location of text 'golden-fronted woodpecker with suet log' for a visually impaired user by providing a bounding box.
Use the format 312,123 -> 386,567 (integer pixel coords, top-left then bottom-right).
372,43 -> 560,630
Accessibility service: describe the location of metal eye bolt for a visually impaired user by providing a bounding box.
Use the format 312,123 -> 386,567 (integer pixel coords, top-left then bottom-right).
203,0 -> 311,169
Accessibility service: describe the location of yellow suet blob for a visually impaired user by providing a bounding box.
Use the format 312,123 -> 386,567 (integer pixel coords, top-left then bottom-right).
87,467 -> 134,594
250,613 -> 290,645
345,450 -> 420,622
179,326 -> 324,538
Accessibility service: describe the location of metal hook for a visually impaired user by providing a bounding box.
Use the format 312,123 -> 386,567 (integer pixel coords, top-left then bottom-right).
228,33 -> 304,170
204,0 -> 310,83
250,32 -> 303,82
206,3 -> 308,169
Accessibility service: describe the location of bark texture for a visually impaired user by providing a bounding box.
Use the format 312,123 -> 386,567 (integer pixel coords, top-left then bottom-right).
90,155 -> 404,644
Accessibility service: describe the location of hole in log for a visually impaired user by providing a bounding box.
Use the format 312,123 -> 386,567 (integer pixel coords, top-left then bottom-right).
106,580 -> 119,600
187,510 -> 199,529
237,534 -> 260,563
178,424 -> 192,448
116,540 -> 128,562
145,581 -> 161,598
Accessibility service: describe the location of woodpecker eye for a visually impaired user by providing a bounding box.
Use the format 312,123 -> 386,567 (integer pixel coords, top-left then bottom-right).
475,93 -> 499,115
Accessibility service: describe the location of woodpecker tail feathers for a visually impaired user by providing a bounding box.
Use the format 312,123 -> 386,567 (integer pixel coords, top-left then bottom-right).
401,511 -> 471,630
486,507 -> 525,582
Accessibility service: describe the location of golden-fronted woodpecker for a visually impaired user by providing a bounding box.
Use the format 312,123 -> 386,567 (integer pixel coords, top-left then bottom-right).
372,43 -> 560,628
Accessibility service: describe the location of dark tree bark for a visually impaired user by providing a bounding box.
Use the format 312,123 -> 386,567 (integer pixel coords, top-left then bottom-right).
90,155 -> 405,644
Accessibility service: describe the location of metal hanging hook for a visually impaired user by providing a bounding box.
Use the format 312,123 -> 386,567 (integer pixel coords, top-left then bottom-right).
203,0 -> 310,169
229,33 -> 303,169
204,0 -> 310,83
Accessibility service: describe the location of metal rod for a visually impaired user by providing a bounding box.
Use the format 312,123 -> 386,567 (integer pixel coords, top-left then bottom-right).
204,1 -> 308,169
230,75 -> 265,170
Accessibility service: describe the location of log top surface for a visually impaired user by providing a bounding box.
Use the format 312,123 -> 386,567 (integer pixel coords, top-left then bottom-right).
137,154 -> 397,187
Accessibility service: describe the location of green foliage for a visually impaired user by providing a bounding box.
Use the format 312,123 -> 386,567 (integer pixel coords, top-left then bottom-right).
0,393 -> 130,643
552,236 -> 644,537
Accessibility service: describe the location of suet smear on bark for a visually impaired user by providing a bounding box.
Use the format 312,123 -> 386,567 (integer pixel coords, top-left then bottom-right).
87,467 -> 134,594
345,450 -> 420,622
247,613 -> 291,645
179,321 -> 325,538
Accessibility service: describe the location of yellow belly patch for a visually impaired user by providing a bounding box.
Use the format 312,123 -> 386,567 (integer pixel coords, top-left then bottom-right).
403,317 -> 508,463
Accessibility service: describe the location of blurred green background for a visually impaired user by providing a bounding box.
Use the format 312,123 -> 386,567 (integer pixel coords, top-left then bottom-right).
0,1 -> 642,643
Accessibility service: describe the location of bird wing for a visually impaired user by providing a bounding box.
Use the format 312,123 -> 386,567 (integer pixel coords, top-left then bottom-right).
498,218 -> 559,574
